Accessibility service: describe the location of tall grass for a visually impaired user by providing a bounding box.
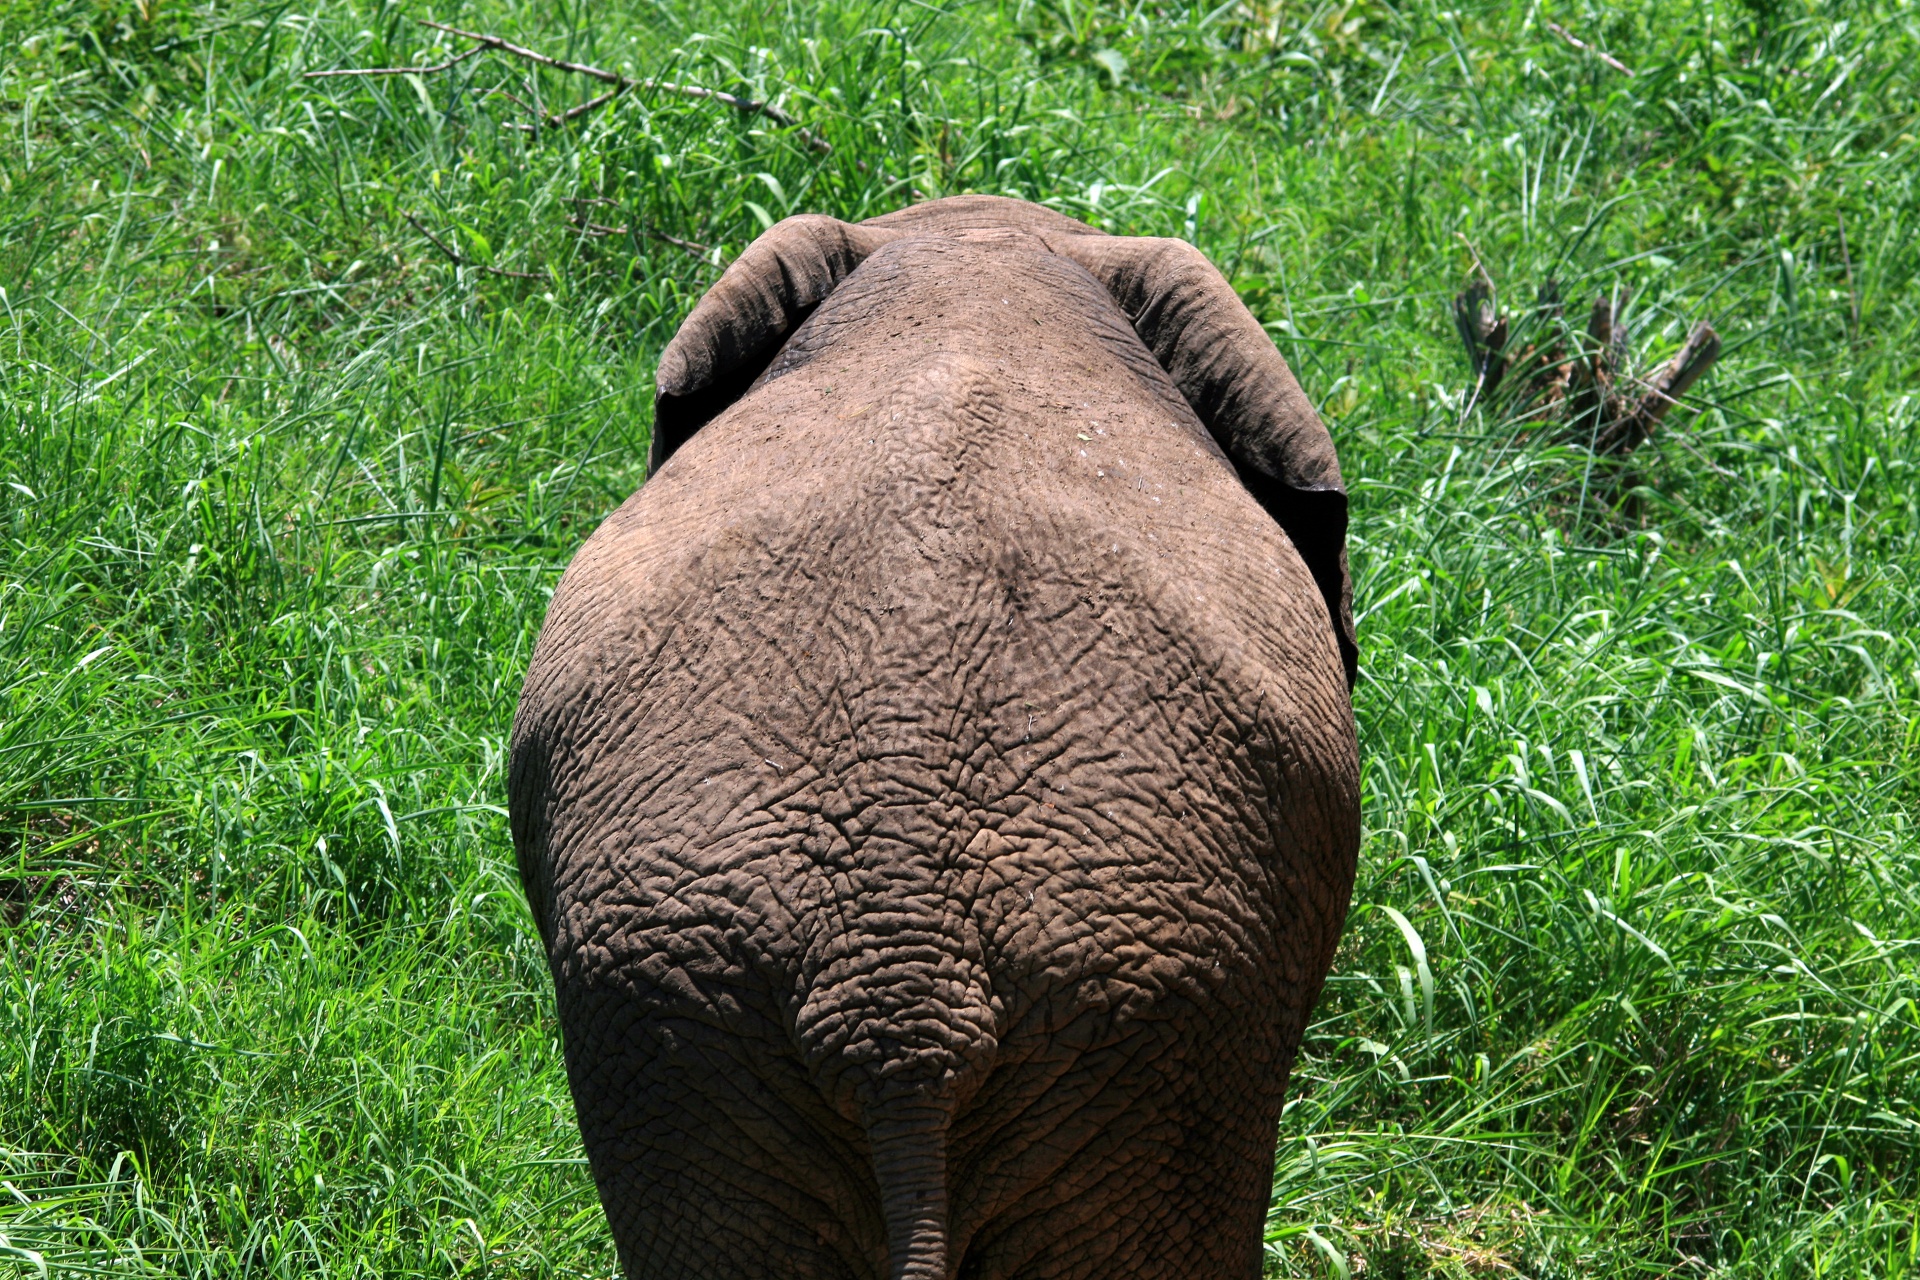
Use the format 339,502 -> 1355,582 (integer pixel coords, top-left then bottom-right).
1,0 -> 1916,1275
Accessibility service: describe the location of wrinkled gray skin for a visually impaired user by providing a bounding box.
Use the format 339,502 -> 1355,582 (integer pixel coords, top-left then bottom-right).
510,197 -> 1360,1280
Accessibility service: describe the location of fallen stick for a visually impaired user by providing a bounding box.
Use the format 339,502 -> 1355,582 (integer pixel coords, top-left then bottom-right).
565,214 -> 712,258
404,213 -> 547,280
1451,277 -> 1508,404
547,87 -> 622,126
1449,275 -> 1719,459
1589,320 -> 1728,454
301,20 -> 831,152
304,43 -> 484,77
1601,321 -> 1721,454
1837,211 -> 1861,340
1545,22 -> 1635,77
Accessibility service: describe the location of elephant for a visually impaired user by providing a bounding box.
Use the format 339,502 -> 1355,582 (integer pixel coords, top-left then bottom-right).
508,195 -> 1360,1280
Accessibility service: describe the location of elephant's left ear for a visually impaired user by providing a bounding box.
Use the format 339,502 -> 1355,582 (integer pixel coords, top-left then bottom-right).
651,215 -> 899,474
1058,236 -> 1357,688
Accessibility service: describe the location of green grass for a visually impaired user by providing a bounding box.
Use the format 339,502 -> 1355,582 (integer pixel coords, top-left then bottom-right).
2,0 -> 1917,1274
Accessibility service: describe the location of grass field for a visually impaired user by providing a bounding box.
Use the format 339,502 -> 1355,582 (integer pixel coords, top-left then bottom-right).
3,0 -> 1918,1274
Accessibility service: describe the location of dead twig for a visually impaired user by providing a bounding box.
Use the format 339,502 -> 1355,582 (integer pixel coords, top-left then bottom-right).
483,85 -> 543,131
564,214 -> 711,258
404,213 -> 547,280
548,87 -> 622,126
1596,319 -> 1721,455
1545,21 -> 1636,77
1836,211 -> 1860,341
380,20 -> 833,151
1452,276 -> 1509,406
304,43 -> 484,77
1670,427 -> 1741,481
1451,279 -> 1720,461
647,230 -> 711,257
1453,231 -> 1489,285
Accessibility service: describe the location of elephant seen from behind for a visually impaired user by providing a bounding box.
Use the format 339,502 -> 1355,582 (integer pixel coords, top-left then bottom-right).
509,195 -> 1360,1280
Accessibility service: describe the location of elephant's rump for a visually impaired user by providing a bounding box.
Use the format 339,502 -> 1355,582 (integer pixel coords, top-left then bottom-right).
509,230 -> 1358,1280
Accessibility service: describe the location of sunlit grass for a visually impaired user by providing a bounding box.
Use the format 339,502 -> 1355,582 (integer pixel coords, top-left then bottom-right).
2,0 -> 1916,1275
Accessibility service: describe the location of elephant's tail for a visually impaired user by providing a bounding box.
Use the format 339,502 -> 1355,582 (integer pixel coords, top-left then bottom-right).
866,1094 -> 953,1280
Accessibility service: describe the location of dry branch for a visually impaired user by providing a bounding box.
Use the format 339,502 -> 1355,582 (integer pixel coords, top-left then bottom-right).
1592,320 -> 1721,456
1452,277 -> 1509,401
564,213 -> 711,259
1566,291 -> 1626,438
405,213 -> 547,280
1837,211 -> 1861,340
1451,279 -> 1720,460
304,43 -> 484,77
307,21 -> 830,153
548,87 -> 623,126
1545,21 -> 1636,77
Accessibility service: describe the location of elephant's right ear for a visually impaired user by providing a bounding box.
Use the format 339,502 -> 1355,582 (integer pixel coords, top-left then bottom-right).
651,215 -> 897,474
1057,235 -> 1357,688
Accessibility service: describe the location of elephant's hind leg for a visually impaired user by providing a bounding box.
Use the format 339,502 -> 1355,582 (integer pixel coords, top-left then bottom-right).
947,992 -> 1292,1280
558,983 -> 887,1280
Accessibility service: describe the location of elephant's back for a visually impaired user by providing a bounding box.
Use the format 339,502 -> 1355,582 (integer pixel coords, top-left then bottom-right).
533,232 -> 1346,725
511,237 -> 1357,976
506,222 -> 1360,1280
507,240 -> 1359,1278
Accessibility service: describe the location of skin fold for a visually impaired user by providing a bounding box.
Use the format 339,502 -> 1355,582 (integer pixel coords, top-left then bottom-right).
509,196 -> 1361,1280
